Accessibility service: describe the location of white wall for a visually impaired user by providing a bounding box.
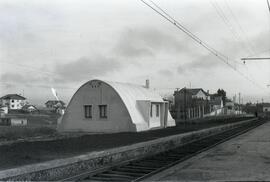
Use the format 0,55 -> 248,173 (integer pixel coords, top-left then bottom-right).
11,118 -> 27,125
197,90 -> 207,100
9,99 -> 25,110
58,81 -> 136,133
263,106 -> 270,112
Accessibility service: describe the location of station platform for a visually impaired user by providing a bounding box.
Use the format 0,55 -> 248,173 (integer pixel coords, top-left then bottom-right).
148,120 -> 270,181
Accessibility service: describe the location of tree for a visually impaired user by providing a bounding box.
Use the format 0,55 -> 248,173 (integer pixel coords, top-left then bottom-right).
217,89 -> 226,104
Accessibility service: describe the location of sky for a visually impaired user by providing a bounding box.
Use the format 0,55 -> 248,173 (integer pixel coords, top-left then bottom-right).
0,0 -> 270,105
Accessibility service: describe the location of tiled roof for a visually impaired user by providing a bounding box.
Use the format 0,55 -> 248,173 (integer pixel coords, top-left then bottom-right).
178,88 -> 208,95
22,104 -> 38,110
45,100 -> 65,106
0,94 -> 26,100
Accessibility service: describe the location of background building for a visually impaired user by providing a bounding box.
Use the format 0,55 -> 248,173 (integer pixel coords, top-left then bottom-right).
0,94 -> 26,110
174,88 -> 210,121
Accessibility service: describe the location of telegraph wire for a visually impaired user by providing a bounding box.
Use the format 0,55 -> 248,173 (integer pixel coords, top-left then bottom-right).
140,0 -> 266,90
0,81 -> 77,90
224,0 -> 256,54
148,0 -> 229,62
1,60 -> 91,81
267,0 -> 270,13
143,0 -> 232,65
0,61 -> 91,90
210,0 -> 254,55
1,61 -> 59,77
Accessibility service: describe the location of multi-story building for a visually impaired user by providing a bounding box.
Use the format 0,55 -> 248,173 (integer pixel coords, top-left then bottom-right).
174,88 -> 210,121
0,94 -> 26,110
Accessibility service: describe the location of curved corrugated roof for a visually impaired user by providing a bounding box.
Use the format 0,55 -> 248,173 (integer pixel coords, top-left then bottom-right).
106,80 -> 164,102
101,80 -> 165,128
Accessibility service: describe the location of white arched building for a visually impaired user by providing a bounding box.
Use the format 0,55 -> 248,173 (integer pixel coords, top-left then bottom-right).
58,79 -> 175,133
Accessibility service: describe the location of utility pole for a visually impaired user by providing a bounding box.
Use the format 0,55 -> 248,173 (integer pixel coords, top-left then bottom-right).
239,92 -> 241,114
184,87 -> 187,121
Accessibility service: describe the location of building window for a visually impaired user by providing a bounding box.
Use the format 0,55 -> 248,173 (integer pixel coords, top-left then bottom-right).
11,105 -> 14,108
156,104 -> 159,117
11,100 -> 14,103
99,105 -> 107,118
84,105 -> 92,118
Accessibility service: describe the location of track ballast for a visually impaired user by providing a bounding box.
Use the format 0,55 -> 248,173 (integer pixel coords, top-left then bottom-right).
63,119 -> 265,182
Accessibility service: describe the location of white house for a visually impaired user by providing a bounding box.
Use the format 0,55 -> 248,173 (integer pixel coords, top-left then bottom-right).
0,94 -> 26,110
189,89 -> 209,100
22,104 -> 38,113
58,79 -> 175,133
262,103 -> 270,112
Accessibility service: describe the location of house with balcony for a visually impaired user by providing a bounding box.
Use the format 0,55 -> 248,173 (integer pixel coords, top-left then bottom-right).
0,94 -> 26,110
174,88 -> 210,121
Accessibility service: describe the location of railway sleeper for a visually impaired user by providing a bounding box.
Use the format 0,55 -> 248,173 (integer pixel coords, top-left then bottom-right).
141,158 -> 174,164
124,164 -> 159,170
150,155 -> 181,161
86,176 -> 126,181
113,167 -> 151,174
107,170 -> 146,177
94,173 -> 135,179
117,166 -> 154,172
128,161 -> 166,168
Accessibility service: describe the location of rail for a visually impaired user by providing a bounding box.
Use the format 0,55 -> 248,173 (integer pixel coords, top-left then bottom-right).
62,119 -> 265,181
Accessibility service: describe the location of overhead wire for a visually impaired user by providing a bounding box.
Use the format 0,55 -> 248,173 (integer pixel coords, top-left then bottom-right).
140,0 -> 266,90
210,0 -> 254,55
224,0 -> 256,54
266,0 -> 270,86
148,0 -> 229,62
0,61 -> 89,90
267,0 -> 270,13
0,81 -> 76,90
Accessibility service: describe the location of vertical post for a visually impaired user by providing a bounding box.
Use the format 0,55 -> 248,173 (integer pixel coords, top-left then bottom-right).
184,87 -> 187,121
198,105 -> 201,118
239,92 -> 241,115
202,105 -> 204,117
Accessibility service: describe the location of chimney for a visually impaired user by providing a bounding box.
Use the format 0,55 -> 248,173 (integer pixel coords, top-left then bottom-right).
145,79 -> 150,89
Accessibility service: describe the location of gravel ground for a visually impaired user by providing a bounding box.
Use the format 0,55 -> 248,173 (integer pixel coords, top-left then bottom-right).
0,117 -> 252,170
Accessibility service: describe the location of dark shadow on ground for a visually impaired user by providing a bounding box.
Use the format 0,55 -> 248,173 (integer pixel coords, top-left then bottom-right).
0,117 -> 253,170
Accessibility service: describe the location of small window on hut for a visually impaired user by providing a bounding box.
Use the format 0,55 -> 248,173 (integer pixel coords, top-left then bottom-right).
84,105 -> 92,118
99,105 -> 107,118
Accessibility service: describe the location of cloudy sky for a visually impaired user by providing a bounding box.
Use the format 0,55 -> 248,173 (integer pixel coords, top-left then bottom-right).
0,0 -> 270,105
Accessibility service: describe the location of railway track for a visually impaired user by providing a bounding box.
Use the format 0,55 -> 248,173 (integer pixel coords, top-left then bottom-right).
63,119 -> 265,182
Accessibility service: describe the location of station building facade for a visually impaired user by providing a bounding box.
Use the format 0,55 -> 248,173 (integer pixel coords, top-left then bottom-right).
58,79 -> 175,133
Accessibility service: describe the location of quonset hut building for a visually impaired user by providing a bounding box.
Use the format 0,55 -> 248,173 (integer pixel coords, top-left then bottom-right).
58,79 -> 175,133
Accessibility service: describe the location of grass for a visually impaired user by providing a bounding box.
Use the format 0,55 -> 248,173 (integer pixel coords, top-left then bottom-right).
0,126 -> 57,141
0,116 -> 254,170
